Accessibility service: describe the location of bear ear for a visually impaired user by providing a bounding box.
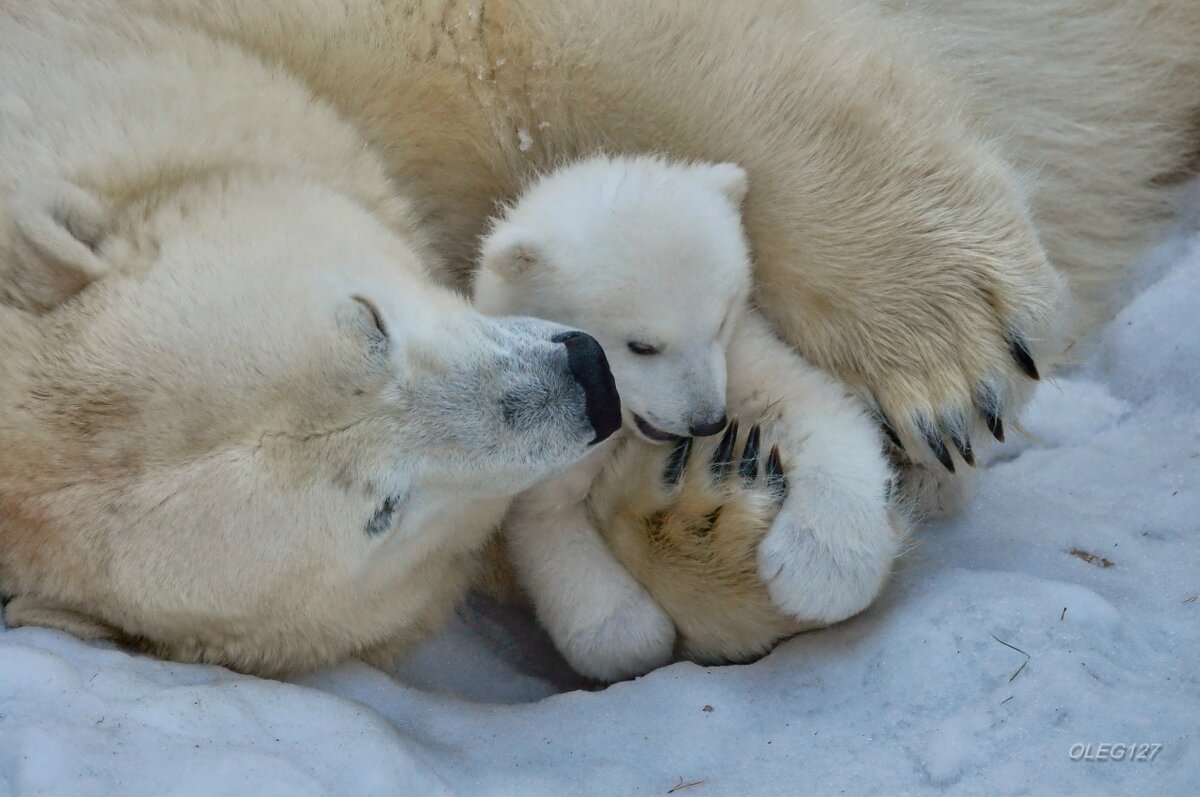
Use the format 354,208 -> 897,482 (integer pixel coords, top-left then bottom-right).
4,179 -> 112,313
481,224 -> 545,278
700,162 -> 749,207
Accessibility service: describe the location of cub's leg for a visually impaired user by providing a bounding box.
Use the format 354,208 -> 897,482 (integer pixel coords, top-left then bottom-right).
724,310 -> 908,624
502,460 -> 676,682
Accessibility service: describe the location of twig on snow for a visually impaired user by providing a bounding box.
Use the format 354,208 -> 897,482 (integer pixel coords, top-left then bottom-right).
668,777 -> 706,793
991,634 -> 1031,683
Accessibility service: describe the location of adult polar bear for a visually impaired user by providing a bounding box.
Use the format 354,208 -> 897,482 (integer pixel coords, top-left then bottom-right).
0,2 -> 625,675
148,0 -> 1199,429
1,0 -> 1196,675
142,0 -> 1198,644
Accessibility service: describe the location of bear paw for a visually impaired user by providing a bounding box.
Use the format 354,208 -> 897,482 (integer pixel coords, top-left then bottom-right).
754,427 -> 903,625
762,238 -> 1065,480
590,423 -> 816,667
757,498 -> 899,626
557,586 -> 676,682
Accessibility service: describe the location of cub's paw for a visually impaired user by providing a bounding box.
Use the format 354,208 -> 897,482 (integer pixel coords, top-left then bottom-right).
556,584 -> 676,682
758,501 -> 901,626
755,413 -> 904,624
588,423 -> 814,666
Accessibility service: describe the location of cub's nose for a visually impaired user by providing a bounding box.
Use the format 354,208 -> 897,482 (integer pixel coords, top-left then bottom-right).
690,415 -> 729,438
553,331 -> 622,444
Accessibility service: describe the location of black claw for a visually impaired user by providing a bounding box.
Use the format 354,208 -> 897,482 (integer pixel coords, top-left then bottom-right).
663,436 -> 693,485
880,415 -> 904,451
711,418 -> 739,479
738,424 -> 762,482
765,444 -> 784,481
870,396 -> 905,453
943,412 -> 975,467
977,386 -> 1006,443
765,445 -> 788,500
989,415 -> 1005,444
1008,334 -> 1040,381
918,416 -> 956,473
949,431 -> 974,467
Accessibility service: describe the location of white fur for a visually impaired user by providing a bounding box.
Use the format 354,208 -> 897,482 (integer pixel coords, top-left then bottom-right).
476,155 -> 903,679
476,155 -> 750,441
502,450 -> 677,680
0,5 -> 611,675
728,311 -> 900,622
476,155 -> 752,679
3,0 -> 1195,677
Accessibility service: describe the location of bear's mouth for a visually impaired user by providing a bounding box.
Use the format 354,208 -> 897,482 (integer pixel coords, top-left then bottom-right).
633,414 -> 685,444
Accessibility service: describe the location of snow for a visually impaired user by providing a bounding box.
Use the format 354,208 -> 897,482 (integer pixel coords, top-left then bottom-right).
3,197 -> 1198,795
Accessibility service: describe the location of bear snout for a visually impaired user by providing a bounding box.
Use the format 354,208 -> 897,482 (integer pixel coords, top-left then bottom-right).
553,330 -> 622,444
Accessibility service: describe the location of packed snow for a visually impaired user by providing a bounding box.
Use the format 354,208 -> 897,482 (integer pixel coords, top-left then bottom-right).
2,194 -> 1197,796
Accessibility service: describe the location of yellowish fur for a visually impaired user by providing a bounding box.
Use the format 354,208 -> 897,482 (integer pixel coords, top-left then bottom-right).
0,1 -> 606,676
589,434 -> 813,665
586,427 -> 917,666
142,0 -> 1200,455
2,0 -> 1197,675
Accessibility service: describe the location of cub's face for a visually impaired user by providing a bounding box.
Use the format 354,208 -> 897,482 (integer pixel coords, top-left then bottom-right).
1,176 -> 616,614
474,155 -> 753,442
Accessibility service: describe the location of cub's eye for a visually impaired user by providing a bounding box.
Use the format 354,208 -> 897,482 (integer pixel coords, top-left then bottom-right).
627,341 -> 660,356
351,295 -> 390,341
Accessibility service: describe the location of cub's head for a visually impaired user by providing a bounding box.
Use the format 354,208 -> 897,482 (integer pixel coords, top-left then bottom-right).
474,155 -> 752,443
0,174 -> 619,649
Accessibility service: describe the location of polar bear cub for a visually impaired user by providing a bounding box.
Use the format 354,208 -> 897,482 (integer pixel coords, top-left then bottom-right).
475,155 -> 746,442
474,155 -> 904,681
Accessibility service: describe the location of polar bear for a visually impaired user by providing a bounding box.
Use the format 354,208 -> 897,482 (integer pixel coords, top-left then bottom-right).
3,0 -> 1198,676
143,0 -> 1200,523
0,3 -> 621,675
473,154 -> 902,680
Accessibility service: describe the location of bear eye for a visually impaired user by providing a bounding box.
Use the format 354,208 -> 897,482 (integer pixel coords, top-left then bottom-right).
351,295 -> 390,342
627,341 -> 660,356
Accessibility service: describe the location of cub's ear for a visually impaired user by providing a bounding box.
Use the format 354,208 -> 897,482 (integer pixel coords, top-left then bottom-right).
4,179 -> 112,313
700,162 -> 749,207
480,224 -> 544,278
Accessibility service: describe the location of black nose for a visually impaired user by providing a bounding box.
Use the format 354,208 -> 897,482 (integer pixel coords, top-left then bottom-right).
689,415 -> 728,438
553,331 -> 622,444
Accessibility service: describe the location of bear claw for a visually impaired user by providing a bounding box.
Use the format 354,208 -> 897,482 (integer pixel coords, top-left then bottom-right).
1008,333 -> 1040,381
949,431 -> 974,467
917,415 -> 956,473
662,418 -> 789,500
711,418 -> 739,477
977,386 -> 1006,443
868,397 -> 905,454
943,411 -> 975,467
765,445 -> 788,500
738,424 -> 762,482
880,417 -> 904,452
663,436 -> 693,485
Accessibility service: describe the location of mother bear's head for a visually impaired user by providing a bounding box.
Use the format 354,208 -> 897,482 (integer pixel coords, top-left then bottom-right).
0,173 -> 619,673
